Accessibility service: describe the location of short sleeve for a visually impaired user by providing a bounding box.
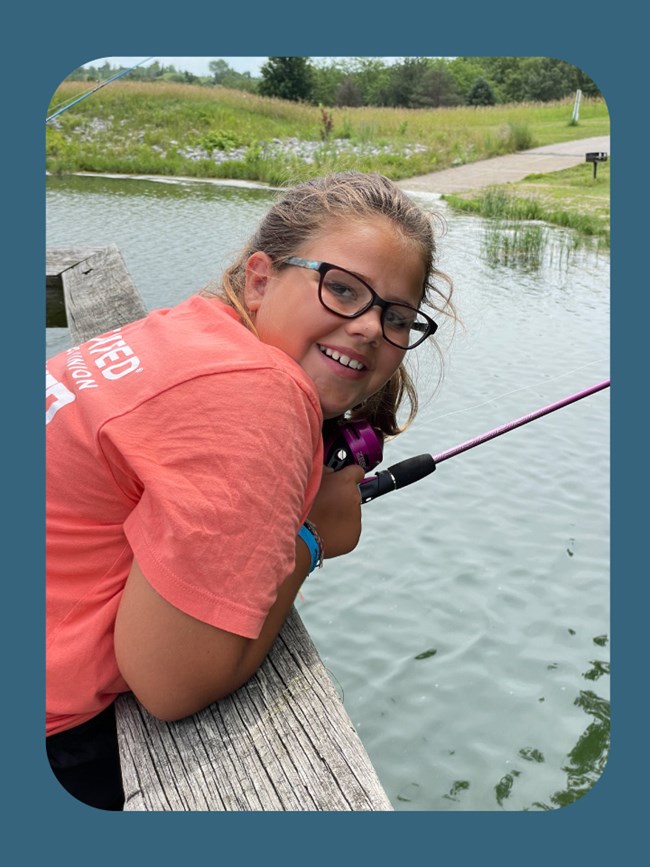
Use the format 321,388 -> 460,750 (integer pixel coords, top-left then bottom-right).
99,367 -> 323,638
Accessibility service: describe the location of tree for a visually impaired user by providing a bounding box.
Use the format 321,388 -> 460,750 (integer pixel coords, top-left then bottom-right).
461,56 -> 601,104
467,77 -> 496,106
208,59 -> 257,93
413,63 -> 462,107
382,57 -> 432,107
311,59 -> 348,106
574,64 -> 601,97
209,59 -> 233,84
447,57 -> 488,102
520,57 -> 568,102
336,77 -> 364,107
258,57 -> 314,102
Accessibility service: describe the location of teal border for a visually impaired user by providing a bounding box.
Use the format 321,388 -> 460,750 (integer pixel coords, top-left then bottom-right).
10,3 -> 639,863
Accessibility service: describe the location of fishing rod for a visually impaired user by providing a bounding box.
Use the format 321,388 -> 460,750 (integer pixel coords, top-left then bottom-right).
46,57 -> 155,123
358,379 -> 610,503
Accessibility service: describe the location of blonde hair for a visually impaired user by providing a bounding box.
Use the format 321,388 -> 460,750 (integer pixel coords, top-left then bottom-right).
204,171 -> 455,438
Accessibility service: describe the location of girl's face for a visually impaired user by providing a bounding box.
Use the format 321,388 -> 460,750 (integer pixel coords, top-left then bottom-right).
244,216 -> 426,419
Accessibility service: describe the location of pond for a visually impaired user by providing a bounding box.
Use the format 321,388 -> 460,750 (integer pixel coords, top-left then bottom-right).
46,173 -> 610,811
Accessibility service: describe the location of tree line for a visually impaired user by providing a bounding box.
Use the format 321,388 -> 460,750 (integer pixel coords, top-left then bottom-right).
69,56 -> 601,108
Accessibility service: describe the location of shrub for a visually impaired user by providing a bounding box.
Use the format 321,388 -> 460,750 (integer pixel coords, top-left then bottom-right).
200,130 -> 242,152
507,122 -> 536,151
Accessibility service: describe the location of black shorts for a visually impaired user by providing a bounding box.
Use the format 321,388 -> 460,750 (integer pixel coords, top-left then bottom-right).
46,702 -> 125,810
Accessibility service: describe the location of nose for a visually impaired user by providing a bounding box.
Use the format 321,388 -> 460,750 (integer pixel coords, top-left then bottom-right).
345,307 -> 383,343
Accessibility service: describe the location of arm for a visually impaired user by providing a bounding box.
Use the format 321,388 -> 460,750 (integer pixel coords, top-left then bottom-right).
114,464 -> 364,721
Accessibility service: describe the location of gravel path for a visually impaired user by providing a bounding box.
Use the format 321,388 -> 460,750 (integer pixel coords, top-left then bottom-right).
397,135 -> 610,195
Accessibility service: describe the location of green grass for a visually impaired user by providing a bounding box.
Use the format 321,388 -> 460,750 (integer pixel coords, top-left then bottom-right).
46,81 -> 610,185
444,160 -> 610,248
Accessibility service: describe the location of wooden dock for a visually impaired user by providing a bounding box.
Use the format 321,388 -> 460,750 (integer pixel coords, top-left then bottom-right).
46,246 -> 393,811
46,245 -> 148,342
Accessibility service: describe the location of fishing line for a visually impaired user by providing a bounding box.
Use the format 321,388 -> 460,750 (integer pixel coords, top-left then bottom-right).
428,359 -> 608,426
359,379 -> 610,502
432,379 -> 609,464
46,57 -> 155,123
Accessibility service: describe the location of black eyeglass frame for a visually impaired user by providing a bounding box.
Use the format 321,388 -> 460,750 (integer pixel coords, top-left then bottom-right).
280,256 -> 438,350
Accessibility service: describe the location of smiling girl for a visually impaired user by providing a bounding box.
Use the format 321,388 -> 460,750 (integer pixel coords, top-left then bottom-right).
46,171 -> 454,808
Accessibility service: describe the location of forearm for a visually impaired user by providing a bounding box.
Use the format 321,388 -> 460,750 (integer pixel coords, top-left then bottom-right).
235,537 -> 312,686
115,541 -> 312,721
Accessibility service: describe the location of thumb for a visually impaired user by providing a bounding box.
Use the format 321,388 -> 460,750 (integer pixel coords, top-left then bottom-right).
336,464 -> 366,485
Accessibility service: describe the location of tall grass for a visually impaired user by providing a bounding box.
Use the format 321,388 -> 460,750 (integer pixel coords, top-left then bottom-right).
445,167 -> 610,249
46,81 -> 610,185
483,223 -> 547,269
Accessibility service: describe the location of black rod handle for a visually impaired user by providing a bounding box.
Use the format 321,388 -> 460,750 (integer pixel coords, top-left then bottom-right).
359,454 -> 436,503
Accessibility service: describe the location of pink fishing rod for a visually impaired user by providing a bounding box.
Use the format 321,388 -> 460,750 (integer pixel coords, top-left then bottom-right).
359,379 -> 610,502
433,378 -> 610,464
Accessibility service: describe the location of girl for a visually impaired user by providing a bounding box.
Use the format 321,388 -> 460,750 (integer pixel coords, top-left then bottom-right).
46,171 -> 454,809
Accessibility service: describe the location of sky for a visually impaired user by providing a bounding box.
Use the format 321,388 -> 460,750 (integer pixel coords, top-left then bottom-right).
84,57 -> 267,76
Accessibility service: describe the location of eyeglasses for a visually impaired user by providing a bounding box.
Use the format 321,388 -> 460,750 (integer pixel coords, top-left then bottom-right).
280,257 -> 437,350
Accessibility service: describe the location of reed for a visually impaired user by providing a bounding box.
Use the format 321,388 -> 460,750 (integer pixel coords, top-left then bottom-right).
483,222 -> 547,269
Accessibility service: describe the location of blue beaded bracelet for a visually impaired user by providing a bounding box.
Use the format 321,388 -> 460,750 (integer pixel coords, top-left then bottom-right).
298,521 -> 323,574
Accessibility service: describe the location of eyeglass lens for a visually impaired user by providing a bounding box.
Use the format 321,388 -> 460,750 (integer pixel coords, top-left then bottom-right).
320,268 -> 429,349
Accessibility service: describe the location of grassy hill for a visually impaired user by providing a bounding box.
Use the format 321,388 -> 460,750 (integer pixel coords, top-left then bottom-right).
46,81 -> 609,186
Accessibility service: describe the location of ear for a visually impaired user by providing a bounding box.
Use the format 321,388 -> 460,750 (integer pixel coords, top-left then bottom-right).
244,252 -> 274,313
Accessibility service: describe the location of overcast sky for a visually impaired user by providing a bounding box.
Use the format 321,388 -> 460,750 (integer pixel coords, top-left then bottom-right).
85,56 -> 405,77
84,57 -> 266,76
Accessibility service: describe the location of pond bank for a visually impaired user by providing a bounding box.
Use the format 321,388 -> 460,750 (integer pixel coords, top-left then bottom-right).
51,135 -> 610,198
396,135 -> 610,194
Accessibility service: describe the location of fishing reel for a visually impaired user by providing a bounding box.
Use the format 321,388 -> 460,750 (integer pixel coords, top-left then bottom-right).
323,418 -> 384,472
323,417 -> 437,503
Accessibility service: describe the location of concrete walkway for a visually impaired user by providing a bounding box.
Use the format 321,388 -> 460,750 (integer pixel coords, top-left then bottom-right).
397,135 -> 610,195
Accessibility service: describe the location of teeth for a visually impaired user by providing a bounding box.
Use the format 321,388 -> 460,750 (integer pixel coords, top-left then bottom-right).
319,345 -> 365,370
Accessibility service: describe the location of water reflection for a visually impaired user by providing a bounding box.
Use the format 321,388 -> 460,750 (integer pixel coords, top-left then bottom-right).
491,634 -> 610,810
481,220 -> 606,273
46,172 -> 274,204
46,174 -> 277,359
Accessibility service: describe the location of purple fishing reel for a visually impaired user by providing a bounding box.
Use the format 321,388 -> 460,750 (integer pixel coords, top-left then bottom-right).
323,418 -> 383,472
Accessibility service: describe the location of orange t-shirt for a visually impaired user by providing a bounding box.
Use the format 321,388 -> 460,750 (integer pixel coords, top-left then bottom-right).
46,295 -> 323,735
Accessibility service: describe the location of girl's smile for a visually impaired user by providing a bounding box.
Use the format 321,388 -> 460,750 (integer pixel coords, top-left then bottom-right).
317,343 -> 369,374
244,216 -> 426,419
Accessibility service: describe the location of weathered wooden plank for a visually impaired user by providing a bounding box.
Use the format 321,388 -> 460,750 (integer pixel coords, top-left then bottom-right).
46,246 -> 105,283
61,245 -> 147,344
46,245 -> 147,340
116,608 -> 393,811
46,247 -> 105,328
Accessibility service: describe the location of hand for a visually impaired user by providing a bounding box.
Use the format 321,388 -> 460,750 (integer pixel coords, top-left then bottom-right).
307,464 -> 365,559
